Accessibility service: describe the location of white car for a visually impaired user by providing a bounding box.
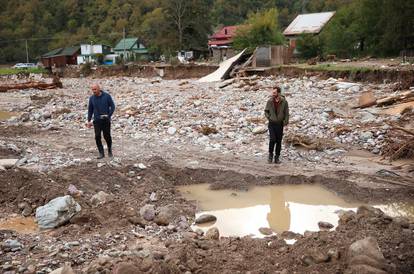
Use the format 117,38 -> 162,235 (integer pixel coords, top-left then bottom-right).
13,63 -> 37,69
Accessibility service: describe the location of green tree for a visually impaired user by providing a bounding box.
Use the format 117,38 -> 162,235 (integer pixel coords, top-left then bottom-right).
296,33 -> 323,58
233,8 -> 285,51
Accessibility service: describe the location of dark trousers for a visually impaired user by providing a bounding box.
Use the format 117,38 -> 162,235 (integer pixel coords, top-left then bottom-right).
93,118 -> 112,153
268,122 -> 284,157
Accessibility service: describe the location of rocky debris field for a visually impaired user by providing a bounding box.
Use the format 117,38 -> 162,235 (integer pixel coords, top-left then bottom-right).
0,74 -> 414,273
0,75 -> 413,174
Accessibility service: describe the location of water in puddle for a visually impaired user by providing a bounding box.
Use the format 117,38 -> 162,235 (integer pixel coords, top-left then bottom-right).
0,217 -> 38,234
0,111 -> 18,121
179,184 -> 414,238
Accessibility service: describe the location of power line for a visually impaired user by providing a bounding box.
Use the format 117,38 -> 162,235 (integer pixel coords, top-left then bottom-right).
0,31 -> 131,44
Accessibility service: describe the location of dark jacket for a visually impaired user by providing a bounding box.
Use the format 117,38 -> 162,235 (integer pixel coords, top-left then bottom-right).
264,95 -> 289,125
87,91 -> 115,122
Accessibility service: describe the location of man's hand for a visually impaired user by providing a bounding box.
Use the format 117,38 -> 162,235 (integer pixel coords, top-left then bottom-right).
86,121 -> 93,128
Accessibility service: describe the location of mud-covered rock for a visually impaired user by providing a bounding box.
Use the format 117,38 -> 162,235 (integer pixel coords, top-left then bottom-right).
357,205 -> 384,217
35,195 -> 81,229
113,263 -> 140,274
205,227 -> 220,240
346,237 -> 395,274
318,221 -> 334,230
155,205 -> 176,226
301,249 -> 330,266
259,227 -> 273,235
49,265 -> 75,274
90,191 -> 111,205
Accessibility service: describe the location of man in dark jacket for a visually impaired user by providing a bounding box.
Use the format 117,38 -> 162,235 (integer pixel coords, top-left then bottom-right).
86,84 -> 115,159
264,86 -> 289,164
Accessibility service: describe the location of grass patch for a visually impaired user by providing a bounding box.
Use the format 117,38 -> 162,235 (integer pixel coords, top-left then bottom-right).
0,67 -> 48,76
289,63 -> 375,73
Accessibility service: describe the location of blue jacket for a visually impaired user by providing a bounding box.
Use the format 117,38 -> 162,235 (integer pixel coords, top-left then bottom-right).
87,91 -> 115,122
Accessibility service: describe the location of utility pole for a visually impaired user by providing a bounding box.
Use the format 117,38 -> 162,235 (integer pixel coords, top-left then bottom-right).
25,39 -> 29,63
123,27 -> 126,61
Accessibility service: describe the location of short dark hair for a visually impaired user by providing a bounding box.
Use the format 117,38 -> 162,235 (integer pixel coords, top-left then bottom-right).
274,86 -> 281,93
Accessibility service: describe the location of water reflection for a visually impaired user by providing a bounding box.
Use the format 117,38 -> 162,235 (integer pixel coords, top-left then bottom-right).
179,184 -> 413,238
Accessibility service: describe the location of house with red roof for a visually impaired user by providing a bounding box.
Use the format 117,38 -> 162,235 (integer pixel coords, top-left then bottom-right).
208,25 -> 240,62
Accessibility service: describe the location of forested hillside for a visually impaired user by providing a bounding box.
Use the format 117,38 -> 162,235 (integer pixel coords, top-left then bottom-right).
0,0 -> 412,62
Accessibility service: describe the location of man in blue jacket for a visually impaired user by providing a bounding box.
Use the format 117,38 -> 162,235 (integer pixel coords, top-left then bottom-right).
86,84 -> 115,159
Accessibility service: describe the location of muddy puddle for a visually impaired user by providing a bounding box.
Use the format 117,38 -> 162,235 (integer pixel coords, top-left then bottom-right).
0,111 -> 18,121
0,216 -> 38,234
179,184 -> 414,238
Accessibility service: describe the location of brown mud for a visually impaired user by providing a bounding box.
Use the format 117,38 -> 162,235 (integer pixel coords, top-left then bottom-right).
62,64 -> 219,79
1,158 -> 413,273
250,66 -> 414,90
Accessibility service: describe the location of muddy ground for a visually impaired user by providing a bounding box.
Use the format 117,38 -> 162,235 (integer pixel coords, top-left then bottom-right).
0,70 -> 414,273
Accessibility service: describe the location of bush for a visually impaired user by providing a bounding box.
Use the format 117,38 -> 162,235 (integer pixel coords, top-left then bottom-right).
80,63 -> 92,76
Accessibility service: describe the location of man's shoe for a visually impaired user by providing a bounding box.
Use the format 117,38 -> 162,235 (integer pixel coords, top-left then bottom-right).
268,154 -> 273,164
108,148 -> 113,158
274,157 -> 281,164
97,152 -> 105,159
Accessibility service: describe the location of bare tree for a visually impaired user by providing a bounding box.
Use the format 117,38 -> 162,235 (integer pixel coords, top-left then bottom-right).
167,0 -> 188,49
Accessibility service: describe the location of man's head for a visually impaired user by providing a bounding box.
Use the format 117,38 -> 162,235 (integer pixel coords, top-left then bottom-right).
272,86 -> 281,98
91,84 -> 101,96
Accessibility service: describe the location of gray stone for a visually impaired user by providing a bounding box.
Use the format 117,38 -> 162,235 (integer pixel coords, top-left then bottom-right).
360,132 -> 373,141
167,127 -> 177,135
195,214 -> 217,224
35,195 -> 81,229
149,192 -> 157,202
140,204 -> 156,221
4,239 -> 22,249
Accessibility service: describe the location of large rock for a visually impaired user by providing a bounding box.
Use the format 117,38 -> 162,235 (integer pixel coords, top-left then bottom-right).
252,126 -> 267,135
140,204 -> 156,221
195,214 -> 217,224
348,237 -> 385,262
345,237 -> 395,274
0,159 -> 18,169
35,195 -> 81,229
155,205 -> 176,226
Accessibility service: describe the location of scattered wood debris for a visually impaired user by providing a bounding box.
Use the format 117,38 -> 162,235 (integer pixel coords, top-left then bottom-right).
197,125 -> 219,136
285,134 -> 339,151
355,90 -> 414,110
0,77 -> 62,92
